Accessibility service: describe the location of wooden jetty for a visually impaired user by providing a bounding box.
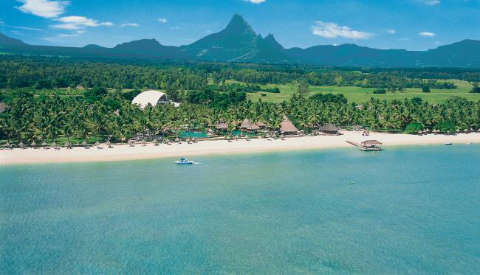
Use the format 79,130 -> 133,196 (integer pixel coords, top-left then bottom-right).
346,140 -> 383,151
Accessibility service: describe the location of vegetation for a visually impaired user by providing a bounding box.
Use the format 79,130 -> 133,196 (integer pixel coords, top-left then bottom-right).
471,83 -> 480,93
1,89 -> 479,145
0,56 -> 464,91
405,122 -> 425,134
1,56 -> 480,145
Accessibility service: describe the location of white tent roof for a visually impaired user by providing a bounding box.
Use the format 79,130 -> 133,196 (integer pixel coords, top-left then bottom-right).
132,90 -> 167,109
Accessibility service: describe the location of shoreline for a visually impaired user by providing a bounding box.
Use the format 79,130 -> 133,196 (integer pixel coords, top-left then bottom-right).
2,131 -> 480,166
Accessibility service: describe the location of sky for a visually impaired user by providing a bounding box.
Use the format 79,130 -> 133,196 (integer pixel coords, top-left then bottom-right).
0,0 -> 479,50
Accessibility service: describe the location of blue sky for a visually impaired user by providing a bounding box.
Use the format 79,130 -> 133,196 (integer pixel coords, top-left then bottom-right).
0,0 -> 479,50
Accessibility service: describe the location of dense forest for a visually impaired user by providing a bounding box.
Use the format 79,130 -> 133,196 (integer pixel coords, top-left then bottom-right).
1,56 -> 480,145
0,56 -> 466,91
1,88 -> 479,145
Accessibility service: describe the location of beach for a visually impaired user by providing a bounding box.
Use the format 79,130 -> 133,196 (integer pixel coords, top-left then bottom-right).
2,131 -> 480,165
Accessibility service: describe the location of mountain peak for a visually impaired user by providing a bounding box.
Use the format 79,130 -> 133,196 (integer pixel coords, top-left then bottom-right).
224,14 -> 255,35
262,34 -> 283,50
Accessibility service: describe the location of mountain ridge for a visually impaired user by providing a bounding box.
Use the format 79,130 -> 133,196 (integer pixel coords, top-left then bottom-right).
1,15 -> 480,68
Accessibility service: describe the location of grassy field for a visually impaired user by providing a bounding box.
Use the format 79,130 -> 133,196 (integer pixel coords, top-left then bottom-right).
247,80 -> 480,104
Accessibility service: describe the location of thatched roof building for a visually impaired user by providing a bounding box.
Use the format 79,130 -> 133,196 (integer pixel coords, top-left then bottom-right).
318,124 -> 341,135
240,119 -> 260,131
0,102 -> 7,114
256,121 -> 267,129
280,117 -> 299,134
215,122 -> 229,130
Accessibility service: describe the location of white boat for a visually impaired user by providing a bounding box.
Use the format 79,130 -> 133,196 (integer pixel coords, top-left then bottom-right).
445,142 -> 453,146
176,157 -> 194,165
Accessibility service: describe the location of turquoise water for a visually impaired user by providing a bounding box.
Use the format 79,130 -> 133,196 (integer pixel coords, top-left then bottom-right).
1,146 -> 480,274
179,131 -> 208,139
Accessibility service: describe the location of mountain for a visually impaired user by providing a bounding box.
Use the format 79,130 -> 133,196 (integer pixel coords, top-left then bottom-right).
113,39 -> 182,59
1,15 -> 480,68
0,33 -> 27,49
179,14 -> 287,63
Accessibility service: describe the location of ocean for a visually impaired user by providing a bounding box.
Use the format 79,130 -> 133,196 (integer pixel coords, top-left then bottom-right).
1,145 -> 479,274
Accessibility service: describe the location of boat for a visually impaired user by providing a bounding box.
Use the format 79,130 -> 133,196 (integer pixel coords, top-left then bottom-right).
176,157 -> 195,165
445,142 -> 453,146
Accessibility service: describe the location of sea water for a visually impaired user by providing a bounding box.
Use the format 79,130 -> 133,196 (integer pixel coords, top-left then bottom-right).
1,145 -> 479,274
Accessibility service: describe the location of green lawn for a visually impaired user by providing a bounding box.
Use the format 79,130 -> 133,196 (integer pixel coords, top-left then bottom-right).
248,80 -> 480,104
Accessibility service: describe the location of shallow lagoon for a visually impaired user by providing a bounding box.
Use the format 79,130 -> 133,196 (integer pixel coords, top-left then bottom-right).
1,145 -> 480,274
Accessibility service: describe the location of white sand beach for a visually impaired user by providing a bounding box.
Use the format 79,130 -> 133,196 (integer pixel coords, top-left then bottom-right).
1,131 -> 480,165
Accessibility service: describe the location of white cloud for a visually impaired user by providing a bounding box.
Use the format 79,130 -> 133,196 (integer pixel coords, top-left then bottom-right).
120,23 -> 139,28
312,21 -> 372,40
158,18 -> 167,24
387,29 -> 396,34
52,16 -> 113,30
419,31 -> 436,37
10,30 -> 23,36
13,26 -> 43,31
45,29 -> 84,41
245,0 -> 266,4
16,0 -> 69,18
421,0 -> 440,6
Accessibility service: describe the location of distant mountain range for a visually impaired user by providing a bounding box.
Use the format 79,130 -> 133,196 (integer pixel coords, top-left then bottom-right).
2,14 -> 480,68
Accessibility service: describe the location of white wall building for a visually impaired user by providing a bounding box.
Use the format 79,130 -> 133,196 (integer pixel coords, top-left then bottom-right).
131,90 -> 168,109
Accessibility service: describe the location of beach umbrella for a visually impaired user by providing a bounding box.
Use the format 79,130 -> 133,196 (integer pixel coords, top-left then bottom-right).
19,142 -> 25,149
31,140 -> 37,148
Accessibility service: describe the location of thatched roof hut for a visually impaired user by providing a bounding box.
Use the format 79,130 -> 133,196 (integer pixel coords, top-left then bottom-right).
240,119 -> 260,131
318,124 -> 341,135
0,102 -> 7,114
280,117 -> 299,134
215,122 -> 229,131
255,121 -> 267,129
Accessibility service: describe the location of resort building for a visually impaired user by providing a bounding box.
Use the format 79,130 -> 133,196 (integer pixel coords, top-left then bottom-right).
215,122 -> 229,131
280,117 -> 299,135
0,102 -> 7,114
318,124 -> 341,135
132,90 -> 168,109
240,119 -> 260,132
